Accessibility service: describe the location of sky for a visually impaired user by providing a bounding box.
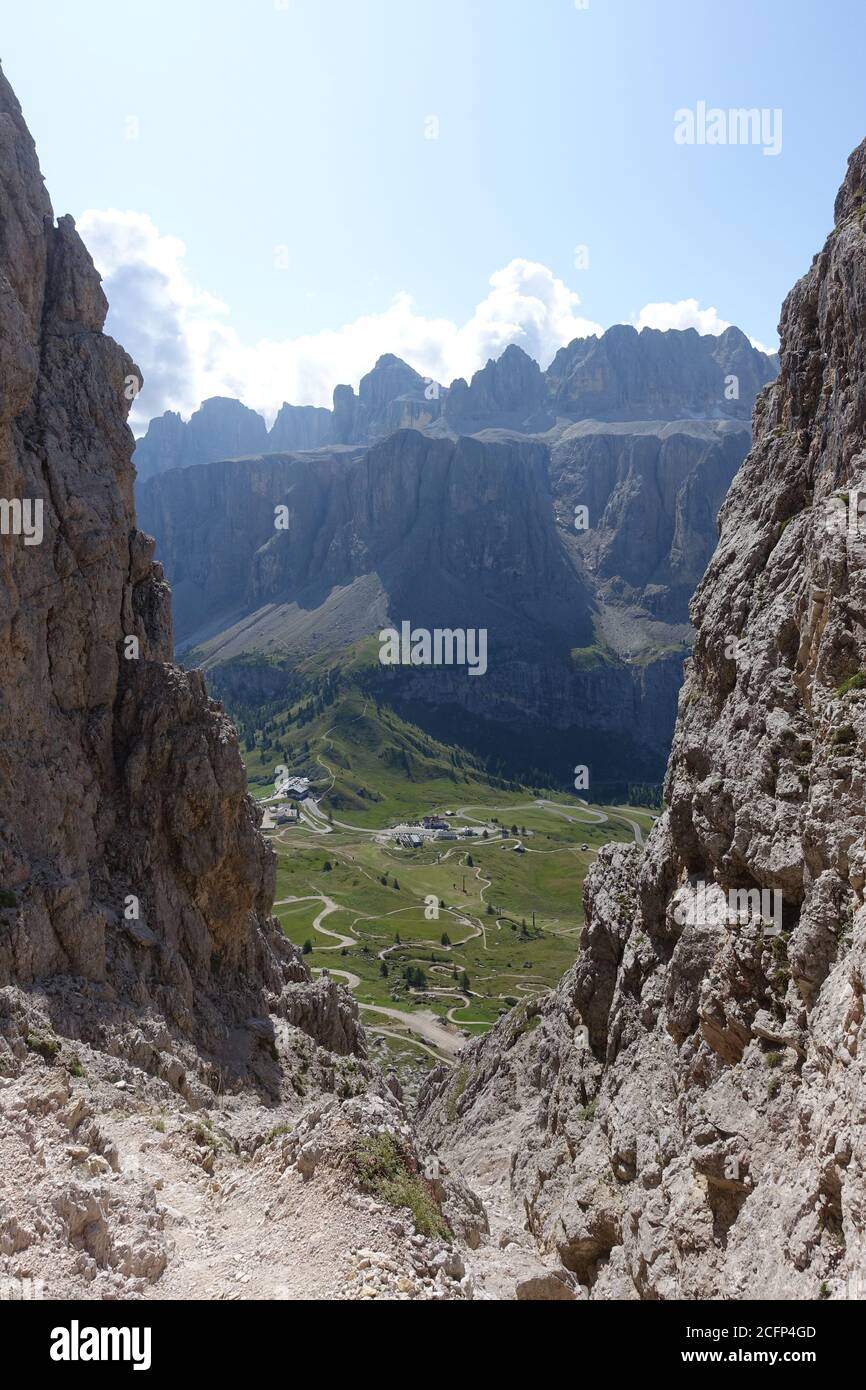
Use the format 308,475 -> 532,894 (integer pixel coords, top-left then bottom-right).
3,0 -> 865,431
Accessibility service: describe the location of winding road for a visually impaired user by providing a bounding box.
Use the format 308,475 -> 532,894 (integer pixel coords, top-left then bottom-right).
274,894 -> 356,950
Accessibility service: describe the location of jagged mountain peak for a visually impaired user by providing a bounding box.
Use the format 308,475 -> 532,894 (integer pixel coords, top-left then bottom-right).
133,324 -> 778,482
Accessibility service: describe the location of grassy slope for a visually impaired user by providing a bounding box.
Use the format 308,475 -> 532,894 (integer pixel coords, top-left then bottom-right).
235,676 -> 656,1073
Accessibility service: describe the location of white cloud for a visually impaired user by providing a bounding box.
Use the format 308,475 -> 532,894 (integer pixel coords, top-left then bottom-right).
632,297 -> 732,335
77,210 -> 774,432
632,297 -> 774,353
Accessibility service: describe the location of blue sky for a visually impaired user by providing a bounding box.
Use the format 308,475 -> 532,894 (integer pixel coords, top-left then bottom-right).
3,0 -> 865,427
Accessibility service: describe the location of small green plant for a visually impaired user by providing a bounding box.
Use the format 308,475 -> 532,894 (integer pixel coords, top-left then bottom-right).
65,1052 -> 85,1079
302,939 -> 313,954
349,1133 -> 449,1240
765,1050 -> 784,1069
832,724 -> 856,746
445,1066 -> 469,1122
836,672 -> 866,698
26,1030 -> 61,1063
767,1074 -> 782,1099
267,1123 -> 292,1141
576,1098 -> 598,1122
0,888 -> 17,910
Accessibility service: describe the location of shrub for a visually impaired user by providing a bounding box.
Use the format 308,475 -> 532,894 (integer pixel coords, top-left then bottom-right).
832,724 -> 856,745
446,1066 -> 469,1122
26,1031 -> 61,1063
348,1133 -> 449,1240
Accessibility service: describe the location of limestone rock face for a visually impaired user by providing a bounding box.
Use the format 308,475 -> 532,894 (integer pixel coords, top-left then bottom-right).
0,66 -> 361,1088
332,354 -> 444,443
546,323 -> 774,422
269,402 -> 336,453
138,432 -> 682,789
134,396 -> 269,482
551,419 -> 752,622
420,139 -> 866,1300
446,344 -> 547,427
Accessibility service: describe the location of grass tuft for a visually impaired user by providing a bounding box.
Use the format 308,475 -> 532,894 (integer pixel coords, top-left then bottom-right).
349,1132 -> 450,1240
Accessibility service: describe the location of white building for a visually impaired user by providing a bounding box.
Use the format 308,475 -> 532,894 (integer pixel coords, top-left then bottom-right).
276,776 -> 310,800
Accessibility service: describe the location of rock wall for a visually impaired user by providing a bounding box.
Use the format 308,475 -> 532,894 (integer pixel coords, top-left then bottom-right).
137,432 -> 681,789
0,65 -> 361,1092
419,139 -> 866,1300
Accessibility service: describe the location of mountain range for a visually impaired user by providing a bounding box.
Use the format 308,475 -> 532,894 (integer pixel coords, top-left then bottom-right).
136,330 -> 777,793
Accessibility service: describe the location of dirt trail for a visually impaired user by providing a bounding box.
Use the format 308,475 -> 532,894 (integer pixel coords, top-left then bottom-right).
357,1002 -> 465,1059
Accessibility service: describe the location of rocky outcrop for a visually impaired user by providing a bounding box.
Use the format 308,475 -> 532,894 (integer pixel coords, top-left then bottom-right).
131,330 -> 775,781
419,139 -> 866,1300
269,402 -> 335,452
546,323 -> 775,422
0,64 -> 361,1093
134,396 -> 269,482
332,355 -> 444,443
446,344 -> 548,427
551,419 -> 752,623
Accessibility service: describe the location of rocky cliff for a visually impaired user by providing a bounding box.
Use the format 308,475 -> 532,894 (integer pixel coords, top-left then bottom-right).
134,396 -> 270,482
137,431 -> 681,791
551,418 -> 752,624
546,323 -> 773,421
0,65 -> 360,1095
418,139 -> 866,1300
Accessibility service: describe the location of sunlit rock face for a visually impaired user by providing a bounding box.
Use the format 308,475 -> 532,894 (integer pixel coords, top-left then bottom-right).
418,138 -> 866,1301
0,64 -> 362,1088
